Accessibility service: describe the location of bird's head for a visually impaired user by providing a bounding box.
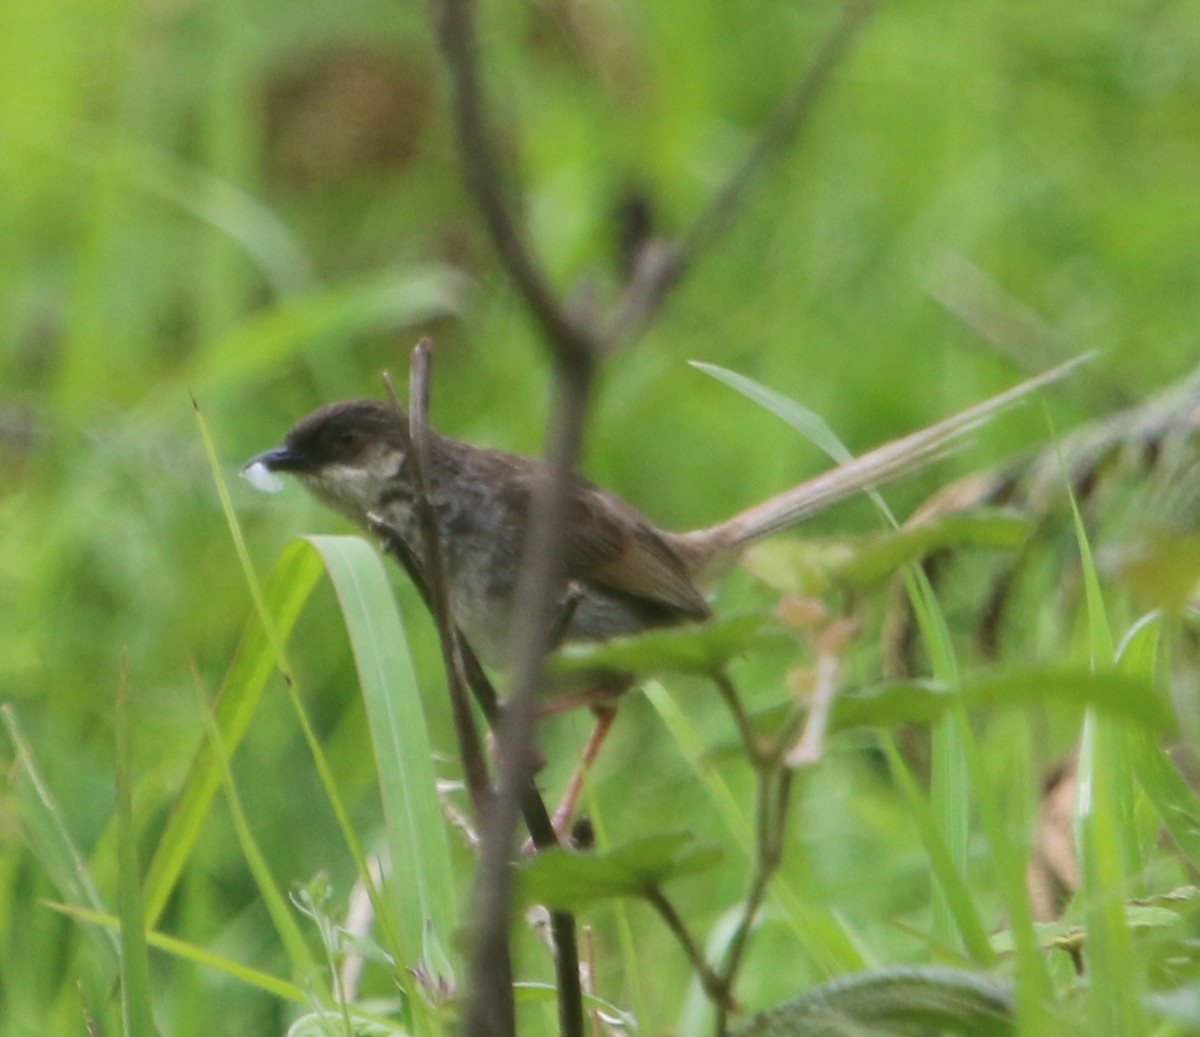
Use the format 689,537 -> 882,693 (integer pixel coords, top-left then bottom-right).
243,399 -> 409,525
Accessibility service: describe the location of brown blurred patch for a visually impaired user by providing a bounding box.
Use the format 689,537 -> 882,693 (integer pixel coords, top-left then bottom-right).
262,47 -> 435,189
527,0 -> 645,106
1026,754 -> 1079,922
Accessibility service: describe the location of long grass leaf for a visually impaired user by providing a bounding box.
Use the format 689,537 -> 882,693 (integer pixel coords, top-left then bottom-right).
115,671 -> 157,1037
1,706 -> 119,969
47,902 -> 308,1004
877,736 -> 994,965
303,535 -> 458,986
198,402 -> 403,961
199,686 -> 325,990
1059,435 -> 1144,1034
1120,615 -> 1200,868
142,540 -> 324,926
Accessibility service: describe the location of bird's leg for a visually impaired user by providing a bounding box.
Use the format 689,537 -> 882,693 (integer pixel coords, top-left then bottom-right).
549,704 -> 618,844
520,679 -> 629,853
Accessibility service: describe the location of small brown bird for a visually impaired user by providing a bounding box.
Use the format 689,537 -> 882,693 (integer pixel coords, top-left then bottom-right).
244,361 -> 1078,669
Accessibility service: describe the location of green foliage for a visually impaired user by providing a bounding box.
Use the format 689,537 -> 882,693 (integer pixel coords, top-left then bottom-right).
552,614 -> 779,677
745,512 -> 1031,595
732,966 -> 1015,1037
519,832 -> 723,910
4,0 -> 1200,1034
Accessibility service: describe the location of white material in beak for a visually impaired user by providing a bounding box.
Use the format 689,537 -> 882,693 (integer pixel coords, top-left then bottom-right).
241,460 -> 286,494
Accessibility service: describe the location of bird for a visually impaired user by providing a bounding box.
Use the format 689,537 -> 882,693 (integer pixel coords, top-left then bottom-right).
243,360 -> 1080,672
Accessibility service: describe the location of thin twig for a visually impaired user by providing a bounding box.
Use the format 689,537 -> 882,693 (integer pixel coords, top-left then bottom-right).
602,0 -> 880,347
428,2 -> 879,1035
430,0 -> 597,366
370,519 -> 586,1036
643,886 -> 730,1007
380,352 -> 492,820
713,671 -> 768,766
465,361 -> 594,1037
713,769 -> 794,1036
374,365 -> 585,1035
706,668 -> 803,1035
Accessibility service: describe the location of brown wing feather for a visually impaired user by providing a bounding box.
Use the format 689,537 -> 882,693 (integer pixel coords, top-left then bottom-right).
565,483 -> 711,622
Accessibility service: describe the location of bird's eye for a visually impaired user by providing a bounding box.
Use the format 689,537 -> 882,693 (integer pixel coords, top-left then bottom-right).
336,430 -> 363,452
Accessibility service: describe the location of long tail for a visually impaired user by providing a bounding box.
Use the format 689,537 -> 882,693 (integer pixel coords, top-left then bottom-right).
678,355 -> 1090,569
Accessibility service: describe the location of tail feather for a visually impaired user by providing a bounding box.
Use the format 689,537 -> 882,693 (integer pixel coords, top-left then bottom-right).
680,355 -> 1090,569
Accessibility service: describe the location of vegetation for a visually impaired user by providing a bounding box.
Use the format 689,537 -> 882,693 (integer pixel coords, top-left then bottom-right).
3,1 -> 1199,1035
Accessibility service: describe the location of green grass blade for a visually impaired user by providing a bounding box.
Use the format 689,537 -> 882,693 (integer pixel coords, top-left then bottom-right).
303,535 -> 459,989
197,401 -> 402,961
903,566 -> 971,953
1,705 -> 120,970
1115,614 -> 1200,868
140,401 -> 326,928
115,674 -> 157,1037
643,681 -> 870,975
185,268 -> 468,398
142,540 -> 325,926
877,735 -> 994,965
692,362 -> 982,958
199,686 -> 325,991
46,902 -> 311,1004
195,397 -> 293,671
690,362 -> 863,468
1059,437 -> 1144,1034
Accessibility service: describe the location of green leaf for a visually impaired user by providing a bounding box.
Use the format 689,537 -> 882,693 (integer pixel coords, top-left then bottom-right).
551,613 -> 780,677
304,536 -> 459,988
745,511 -> 1030,594
691,363 -> 858,465
846,668 -> 1173,734
188,267 -> 468,396
830,682 -> 961,733
519,832 -> 722,909
732,966 -> 1014,1037
990,886 -> 1198,955
709,667 -> 1173,762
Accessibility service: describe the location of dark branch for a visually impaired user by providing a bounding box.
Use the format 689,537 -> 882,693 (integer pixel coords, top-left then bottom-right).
643,886 -> 730,1008
379,355 -> 493,821
370,370 -> 585,1037
430,0 -> 598,367
465,361 -> 594,1037
426,3 -> 879,1036
603,0 -> 879,347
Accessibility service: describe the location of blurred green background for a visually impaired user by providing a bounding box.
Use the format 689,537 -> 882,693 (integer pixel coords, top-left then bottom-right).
2,0 -> 1198,1033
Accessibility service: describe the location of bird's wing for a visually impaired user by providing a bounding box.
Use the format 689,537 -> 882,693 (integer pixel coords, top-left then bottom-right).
564,481 -> 712,622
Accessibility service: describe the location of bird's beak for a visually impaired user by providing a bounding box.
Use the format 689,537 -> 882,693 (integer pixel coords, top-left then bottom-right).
245,446 -> 310,473
241,445 -> 312,494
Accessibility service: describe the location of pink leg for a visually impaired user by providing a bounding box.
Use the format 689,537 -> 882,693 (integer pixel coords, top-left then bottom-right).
550,707 -> 617,845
